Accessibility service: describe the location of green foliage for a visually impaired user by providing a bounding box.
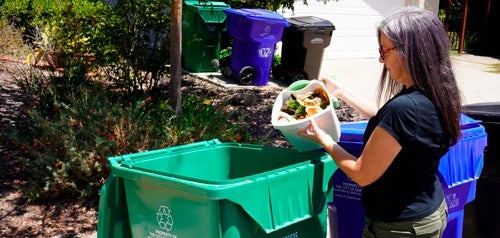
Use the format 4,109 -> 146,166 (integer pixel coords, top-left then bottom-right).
1,0 -> 33,31
1,0 -> 283,203
105,0 -> 171,94
215,46 -> 231,68
273,53 -> 281,68
3,0 -> 123,85
0,16 -> 30,59
9,69 -> 252,200
488,63 -> 500,74
2,0 -> 173,94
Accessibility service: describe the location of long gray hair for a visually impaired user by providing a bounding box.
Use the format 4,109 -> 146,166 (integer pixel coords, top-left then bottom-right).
377,6 -> 462,145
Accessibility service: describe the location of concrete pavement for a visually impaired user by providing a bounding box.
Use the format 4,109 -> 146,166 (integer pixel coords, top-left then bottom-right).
195,53 -> 500,106
319,53 -> 500,105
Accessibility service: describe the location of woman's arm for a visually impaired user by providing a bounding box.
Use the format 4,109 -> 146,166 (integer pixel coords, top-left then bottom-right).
298,120 -> 401,186
320,77 -> 379,119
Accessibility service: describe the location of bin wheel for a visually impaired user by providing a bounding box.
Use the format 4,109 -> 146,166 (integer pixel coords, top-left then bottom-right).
291,71 -> 308,82
239,66 -> 255,85
272,64 -> 284,81
220,66 -> 232,78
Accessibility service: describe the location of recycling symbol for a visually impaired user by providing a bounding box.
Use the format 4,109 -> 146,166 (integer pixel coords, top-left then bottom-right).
157,205 -> 174,231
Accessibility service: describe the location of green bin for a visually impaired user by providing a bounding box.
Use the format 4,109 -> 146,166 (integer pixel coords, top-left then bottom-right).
182,1 -> 229,72
97,139 -> 336,238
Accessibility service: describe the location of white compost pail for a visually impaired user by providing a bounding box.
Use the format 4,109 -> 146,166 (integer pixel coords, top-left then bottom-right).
271,80 -> 341,152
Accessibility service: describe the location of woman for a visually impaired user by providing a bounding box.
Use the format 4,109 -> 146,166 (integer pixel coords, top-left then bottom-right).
298,6 -> 462,238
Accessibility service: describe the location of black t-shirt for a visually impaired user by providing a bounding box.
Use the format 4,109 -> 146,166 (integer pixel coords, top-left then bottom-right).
361,86 -> 450,222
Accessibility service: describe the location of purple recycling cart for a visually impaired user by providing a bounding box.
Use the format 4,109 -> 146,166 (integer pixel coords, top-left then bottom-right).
329,114 -> 487,238
223,8 -> 289,86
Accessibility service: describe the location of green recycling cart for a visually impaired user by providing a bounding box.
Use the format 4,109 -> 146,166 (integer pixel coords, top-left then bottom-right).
97,139 -> 336,237
182,1 -> 229,73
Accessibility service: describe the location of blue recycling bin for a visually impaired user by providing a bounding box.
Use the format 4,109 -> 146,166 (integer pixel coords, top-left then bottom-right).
330,114 -> 487,238
223,8 -> 289,86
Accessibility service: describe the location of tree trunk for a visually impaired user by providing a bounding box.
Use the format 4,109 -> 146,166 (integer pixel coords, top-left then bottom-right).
169,0 -> 182,112
458,0 -> 469,54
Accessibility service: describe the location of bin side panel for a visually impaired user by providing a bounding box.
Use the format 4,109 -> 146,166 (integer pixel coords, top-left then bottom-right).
123,179 -> 222,238
229,38 -> 278,85
301,27 -> 334,80
269,170 -> 311,228
280,25 -> 307,78
222,158 -> 335,234
331,169 -> 365,238
438,128 -> 487,187
97,175 -> 131,238
442,209 -> 465,238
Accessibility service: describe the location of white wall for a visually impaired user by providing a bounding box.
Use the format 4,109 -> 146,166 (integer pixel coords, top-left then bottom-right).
278,0 -> 439,59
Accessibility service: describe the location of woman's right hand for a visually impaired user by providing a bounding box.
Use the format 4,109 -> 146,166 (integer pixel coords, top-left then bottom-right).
319,76 -> 378,119
319,76 -> 344,98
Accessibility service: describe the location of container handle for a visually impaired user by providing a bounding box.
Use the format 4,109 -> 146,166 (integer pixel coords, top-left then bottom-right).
113,139 -> 222,166
166,139 -> 222,154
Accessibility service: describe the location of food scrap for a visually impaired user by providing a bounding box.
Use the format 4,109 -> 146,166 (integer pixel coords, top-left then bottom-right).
278,88 -> 330,123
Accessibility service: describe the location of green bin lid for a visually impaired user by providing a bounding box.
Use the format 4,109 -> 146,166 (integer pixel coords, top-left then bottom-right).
184,1 -> 229,24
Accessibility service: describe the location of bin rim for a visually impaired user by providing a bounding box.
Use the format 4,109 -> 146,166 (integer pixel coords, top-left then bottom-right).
184,0 -> 229,24
462,101 -> 500,118
111,154 -> 322,186
223,8 -> 290,26
184,0 -> 229,8
339,114 -> 483,142
108,140 -> 330,188
287,16 -> 336,30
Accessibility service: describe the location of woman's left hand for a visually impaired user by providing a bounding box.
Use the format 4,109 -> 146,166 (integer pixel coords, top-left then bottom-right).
297,119 -> 333,147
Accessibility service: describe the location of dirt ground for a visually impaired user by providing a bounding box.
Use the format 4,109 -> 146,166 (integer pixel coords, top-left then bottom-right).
0,60 -> 98,237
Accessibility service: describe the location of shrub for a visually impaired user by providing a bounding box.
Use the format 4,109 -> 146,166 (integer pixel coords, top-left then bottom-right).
2,0 -> 258,203
0,16 -> 30,59
9,68 -> 251,201
2,0 -> 124,92
104,0 -> 171,94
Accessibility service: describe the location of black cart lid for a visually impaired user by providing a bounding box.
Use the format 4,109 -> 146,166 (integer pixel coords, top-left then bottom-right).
287,16 -> 335,30
462,102 -> 500,120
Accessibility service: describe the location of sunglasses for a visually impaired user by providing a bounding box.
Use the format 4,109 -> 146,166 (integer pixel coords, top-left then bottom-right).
379,46 -> 397,60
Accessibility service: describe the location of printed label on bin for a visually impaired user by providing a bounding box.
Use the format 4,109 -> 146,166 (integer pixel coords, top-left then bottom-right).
148,205 -> 177,238
283,231 -> 299,238
445,193 -> 460,210
310,38 -> 324,44
259,47 -> 273,58
261,25 -> 271,36
334,171 -> 362,201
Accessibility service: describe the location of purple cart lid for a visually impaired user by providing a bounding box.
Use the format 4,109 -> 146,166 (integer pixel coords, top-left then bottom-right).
223,8 -> 289,26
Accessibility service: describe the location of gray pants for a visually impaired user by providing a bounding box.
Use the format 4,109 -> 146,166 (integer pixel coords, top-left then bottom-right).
362,199 -> 448,238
